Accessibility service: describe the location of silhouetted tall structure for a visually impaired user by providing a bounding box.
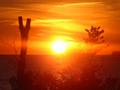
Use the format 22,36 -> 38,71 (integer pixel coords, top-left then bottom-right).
17,16 -> 31,90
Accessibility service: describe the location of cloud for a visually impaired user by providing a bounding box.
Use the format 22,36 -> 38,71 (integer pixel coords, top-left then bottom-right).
0,0 -> 74,7
0,0 -> 120,45
49,2 -> 110,24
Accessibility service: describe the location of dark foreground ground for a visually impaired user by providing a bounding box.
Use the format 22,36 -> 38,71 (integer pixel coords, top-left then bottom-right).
0,55 -> 120,90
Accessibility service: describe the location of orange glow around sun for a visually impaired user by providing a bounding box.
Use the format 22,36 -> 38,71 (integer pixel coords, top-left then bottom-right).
51,39 -> 68,54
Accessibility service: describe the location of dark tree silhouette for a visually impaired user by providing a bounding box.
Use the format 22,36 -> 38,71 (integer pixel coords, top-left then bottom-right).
85,26 -> 104,44
17,16 -> 31,90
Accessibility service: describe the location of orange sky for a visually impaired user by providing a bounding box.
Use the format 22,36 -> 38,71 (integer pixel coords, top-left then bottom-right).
0,0 -> 120,55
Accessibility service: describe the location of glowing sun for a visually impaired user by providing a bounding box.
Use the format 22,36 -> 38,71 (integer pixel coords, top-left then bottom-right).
52,40 -> 68,54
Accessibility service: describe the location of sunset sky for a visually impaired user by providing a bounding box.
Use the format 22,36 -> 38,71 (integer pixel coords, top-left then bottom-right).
0,0 -> 120,55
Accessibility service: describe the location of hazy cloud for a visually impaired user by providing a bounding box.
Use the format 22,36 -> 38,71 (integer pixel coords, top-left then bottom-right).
0,0 -> 120,54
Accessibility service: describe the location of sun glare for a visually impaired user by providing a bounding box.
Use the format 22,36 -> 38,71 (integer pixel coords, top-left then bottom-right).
52,40 -> 68,54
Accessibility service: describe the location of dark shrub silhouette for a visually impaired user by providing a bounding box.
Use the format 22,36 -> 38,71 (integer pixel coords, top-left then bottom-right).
85,26 -> 104,44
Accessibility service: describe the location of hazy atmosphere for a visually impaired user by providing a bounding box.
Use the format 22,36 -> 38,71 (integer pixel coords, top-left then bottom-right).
0,0 -> 120,54
0,1 -> 120,90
